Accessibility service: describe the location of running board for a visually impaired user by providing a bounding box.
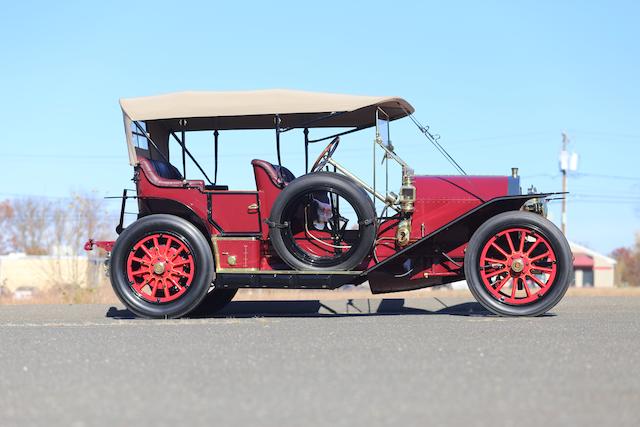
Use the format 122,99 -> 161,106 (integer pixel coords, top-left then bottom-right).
217,271 -> 365,290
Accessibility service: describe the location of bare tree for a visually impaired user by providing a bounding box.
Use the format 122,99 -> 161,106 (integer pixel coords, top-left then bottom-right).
0,200 -> 14,254
68,192 -> 113,254
611,232 -> 640,287
5,193 -> 114,288
9,198 -> 52,255
46,192 -> 114,287
49,202 -> 72,283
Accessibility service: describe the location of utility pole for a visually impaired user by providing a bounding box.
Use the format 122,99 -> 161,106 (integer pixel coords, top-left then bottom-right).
561,132 -> 568,235
559,132 -> 578,235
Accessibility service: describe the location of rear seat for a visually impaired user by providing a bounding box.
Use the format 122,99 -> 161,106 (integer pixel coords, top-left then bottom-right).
138,157 -> 228,190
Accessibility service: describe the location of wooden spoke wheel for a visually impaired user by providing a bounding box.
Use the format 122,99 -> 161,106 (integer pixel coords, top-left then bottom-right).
464,211 -> 573,316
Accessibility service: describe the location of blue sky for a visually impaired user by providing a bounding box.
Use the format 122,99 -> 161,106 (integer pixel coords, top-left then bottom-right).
1,0 -> 638,254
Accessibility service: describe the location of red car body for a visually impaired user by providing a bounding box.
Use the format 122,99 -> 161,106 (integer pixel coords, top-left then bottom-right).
86,90 -> 570,318
107,155 -> 526,294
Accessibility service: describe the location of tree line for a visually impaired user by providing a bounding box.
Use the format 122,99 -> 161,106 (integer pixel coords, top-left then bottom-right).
611,234 -> 640,287
0,194 -> 114,256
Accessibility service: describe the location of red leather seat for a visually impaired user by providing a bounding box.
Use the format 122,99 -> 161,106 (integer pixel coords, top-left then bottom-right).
251,159 -> 296,189
138,157 -> 204,188
252,160 -> 296,237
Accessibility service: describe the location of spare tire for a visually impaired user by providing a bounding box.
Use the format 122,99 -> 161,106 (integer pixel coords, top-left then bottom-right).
268,172 -> 377,271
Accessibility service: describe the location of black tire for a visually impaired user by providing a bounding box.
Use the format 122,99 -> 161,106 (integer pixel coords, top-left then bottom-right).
109,214 -> 214,319
269,172 -> 377,271
190,288 -> 237,316
464,211 -> 573,316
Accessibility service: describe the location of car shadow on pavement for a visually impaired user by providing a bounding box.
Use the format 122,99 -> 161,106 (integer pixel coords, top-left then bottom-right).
106,298 -> 507,319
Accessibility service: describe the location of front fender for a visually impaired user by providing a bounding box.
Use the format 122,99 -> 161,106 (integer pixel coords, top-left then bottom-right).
364,193 -> 560,293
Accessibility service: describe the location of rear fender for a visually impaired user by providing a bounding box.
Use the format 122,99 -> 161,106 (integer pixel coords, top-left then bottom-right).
138,197 -> 213,250
365,194 -> 557,293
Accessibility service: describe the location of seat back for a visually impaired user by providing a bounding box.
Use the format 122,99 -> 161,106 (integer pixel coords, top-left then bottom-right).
251,160 -> 296,237
251,159 -> 295,189
148,158 -> 183,180
138,157 -> 186,187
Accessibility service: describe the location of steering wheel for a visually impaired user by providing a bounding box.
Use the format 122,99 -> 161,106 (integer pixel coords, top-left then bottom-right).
311,136 -> 340,172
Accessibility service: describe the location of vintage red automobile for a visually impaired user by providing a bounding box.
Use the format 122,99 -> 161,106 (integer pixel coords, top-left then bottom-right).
86,90 -> 572,318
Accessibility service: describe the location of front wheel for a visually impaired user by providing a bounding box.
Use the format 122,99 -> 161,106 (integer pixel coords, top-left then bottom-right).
464,211 -> 573,316
109,214 -> 214,319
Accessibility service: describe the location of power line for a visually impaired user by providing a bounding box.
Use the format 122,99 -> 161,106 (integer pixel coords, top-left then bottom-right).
2,153 -> 124,159
573,172 -> 640,181
521,173 -> 560,179
569,194 -> 640,201
0,192 -> 122,200
523,173 -> 640,182
567,129 -> 640,139
0,193 -> 77,199
445,131 -> 554,145
550,199 -> 640,205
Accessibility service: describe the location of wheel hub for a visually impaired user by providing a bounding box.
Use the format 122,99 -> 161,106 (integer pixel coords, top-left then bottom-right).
153,262 -> 166,275
511,258 -> 525,273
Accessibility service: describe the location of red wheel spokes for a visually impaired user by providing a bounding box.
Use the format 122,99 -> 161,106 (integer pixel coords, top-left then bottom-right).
529,251 -> 551,263
510,278 -> 518,298
505,232 -> 516,253
126,233 -> 195,304
493,275 -> 510,292
130,268 -> 147,277
484,267 -> 508,279
527,273 -> 548,289
131,256 -> 150,266
483,257 -> 507,266
478,227 -> 557,305
518,230 -> 525,252
525,239 -> 542,256
490,242 -> 510,259
522,278 -> 531,297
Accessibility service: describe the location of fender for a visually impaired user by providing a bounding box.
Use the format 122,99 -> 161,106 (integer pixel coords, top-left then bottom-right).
364,193 -> 560,293
138,197 -> 213,247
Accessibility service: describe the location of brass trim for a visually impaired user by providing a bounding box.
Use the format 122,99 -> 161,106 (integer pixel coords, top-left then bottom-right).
210,236 -> 364,275
211,236 -> 259,241
211,236 -> 260,272
216,268 -> 260,273
216,269 -> 364,275
511,258 -> 524,273
153,262 -> 165,275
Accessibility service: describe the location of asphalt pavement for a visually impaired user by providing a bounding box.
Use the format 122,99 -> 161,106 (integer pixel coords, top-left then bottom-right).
1,296 -> 639,427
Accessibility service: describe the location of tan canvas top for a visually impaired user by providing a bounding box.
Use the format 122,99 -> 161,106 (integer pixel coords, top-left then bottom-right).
119,89 -> 414,130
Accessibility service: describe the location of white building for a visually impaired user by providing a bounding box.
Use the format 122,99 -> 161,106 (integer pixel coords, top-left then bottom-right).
569,241 -> 616,288
0,254 -> 105,293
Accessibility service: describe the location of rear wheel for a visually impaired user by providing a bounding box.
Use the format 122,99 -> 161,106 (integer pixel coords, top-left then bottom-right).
109,214 -> 214,318
464,211 -> 573,316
